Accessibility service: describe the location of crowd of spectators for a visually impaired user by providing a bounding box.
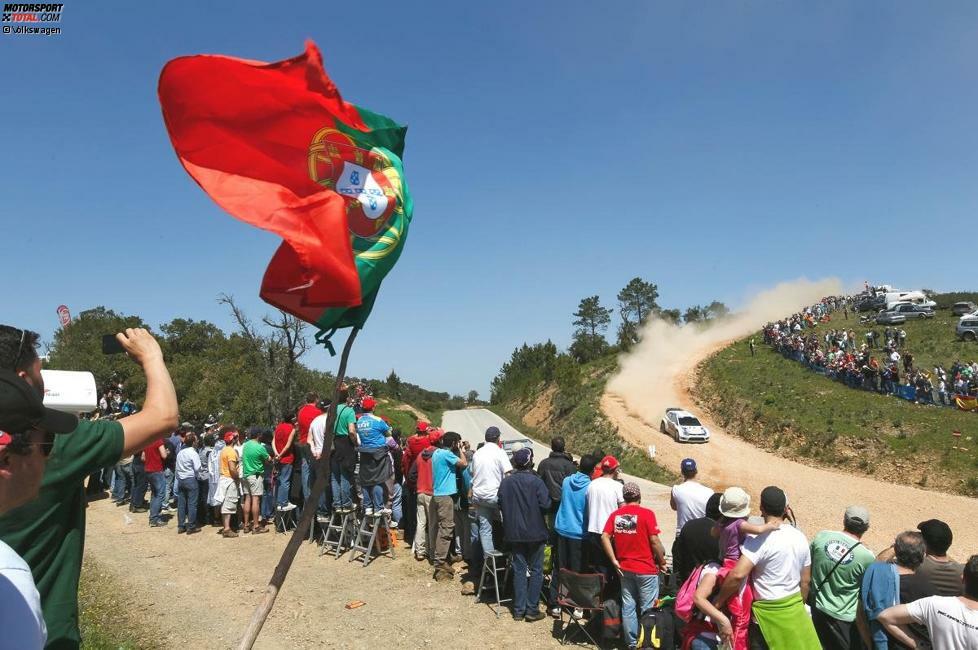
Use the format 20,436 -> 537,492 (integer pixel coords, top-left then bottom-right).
763,297 -> 978,408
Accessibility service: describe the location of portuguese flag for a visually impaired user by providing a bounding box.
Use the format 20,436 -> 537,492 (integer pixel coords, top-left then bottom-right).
158,41 -> 412,340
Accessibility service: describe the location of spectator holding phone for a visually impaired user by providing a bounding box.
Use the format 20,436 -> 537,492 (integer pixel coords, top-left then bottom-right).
0,325 -> 178,650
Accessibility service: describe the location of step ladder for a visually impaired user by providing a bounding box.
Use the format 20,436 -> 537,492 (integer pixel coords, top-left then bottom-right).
476,550 -> 512,617
320,509 -> 358,558
349,511 -> 395,567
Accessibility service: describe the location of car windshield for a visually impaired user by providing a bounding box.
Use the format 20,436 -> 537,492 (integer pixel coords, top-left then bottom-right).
502,439 -> 531,450
678,416 -> 701,427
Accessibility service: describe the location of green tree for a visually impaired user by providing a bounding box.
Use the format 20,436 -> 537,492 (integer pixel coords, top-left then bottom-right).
705,301 -> 730,320
683,305 -> 707,324
656,308 -> 682,324
617,278 -> 659,325
571,295 -> 611,363
466,389 -> 479,404
386,369 -> 402,398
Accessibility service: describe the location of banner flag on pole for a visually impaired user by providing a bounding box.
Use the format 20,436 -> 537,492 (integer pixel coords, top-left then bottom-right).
159,41 -> 412,347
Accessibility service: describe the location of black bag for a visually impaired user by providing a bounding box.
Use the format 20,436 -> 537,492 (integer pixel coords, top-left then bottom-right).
637,608 -> 675,650
601,598 -> 622,640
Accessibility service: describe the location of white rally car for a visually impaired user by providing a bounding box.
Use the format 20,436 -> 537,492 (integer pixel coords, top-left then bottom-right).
659,408 -> 710,443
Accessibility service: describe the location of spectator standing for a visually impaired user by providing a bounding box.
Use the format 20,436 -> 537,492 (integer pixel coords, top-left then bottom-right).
673,492 -> 721,586
716,486 -> 820,650
586,455 -> 624,574
600,482 -> 666,650
272,415 -> 296,511
110,454 -> 134,506
401,421 -> 430,545
0,369 -> 80,649
916,519 -> 964,597
498,448 -> 550,622
354,397 -> 391,515
430,431 -> 467,581
536,436 -> 576,522
216,430 -> 240,537
174,432 -> 202,534
409,431 -> 439,562
196,434 -> 213,526
877,555 -> 978,649
240,428 -> 270,534
670,458 -> 714,541
143,437 -> 168,527
329,387 -> 358,513
469,426 -> 513,558
129,450 -> 147,513
809,506 -> 875,650
162,426 -> 185,511
860,531 -> 932,649
295,393 -> 322,506
549,455 -> 596,615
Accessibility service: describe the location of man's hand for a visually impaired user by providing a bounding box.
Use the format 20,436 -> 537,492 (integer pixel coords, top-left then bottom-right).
116,328 -> 164,367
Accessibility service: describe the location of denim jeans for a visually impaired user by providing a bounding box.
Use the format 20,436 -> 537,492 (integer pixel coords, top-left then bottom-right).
300,454 -> 314,501
261,473 -> 275,520
621,572 -> 659,647
361,484 -> 384,511
390,482 -> 403,524
275,463 -> 293,507
131,462 -> 147,508
148,471 -> 166,523
330,456 -> 353,509
176,476 -> 198,529
111,462 -> 133,501
510,541 -> 545,617
690,637 -> 719,650
163,468 -> 174,506
472,498 -> 499,556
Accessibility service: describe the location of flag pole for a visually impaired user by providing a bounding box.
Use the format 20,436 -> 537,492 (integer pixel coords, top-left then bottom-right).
238,326 -> 360,650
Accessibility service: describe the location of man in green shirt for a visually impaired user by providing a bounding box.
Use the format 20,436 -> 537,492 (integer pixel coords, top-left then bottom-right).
0,324 -> 178,650
809,505 -> 876,650
240,428 -> 271,533
330,386 -> 358,512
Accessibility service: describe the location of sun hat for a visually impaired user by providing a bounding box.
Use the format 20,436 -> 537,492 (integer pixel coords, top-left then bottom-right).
719,487 -> 751,518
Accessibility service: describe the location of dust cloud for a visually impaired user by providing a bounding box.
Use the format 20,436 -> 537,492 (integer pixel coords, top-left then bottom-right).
606,278 -> 843,427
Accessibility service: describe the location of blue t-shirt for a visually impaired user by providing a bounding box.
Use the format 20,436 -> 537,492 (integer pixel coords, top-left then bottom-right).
355,413 -> 390,449
432,448 -> 460,497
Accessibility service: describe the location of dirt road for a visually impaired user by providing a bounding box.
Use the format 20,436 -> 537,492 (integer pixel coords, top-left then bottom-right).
602,347 -> 978,555
84,497 -> 563,648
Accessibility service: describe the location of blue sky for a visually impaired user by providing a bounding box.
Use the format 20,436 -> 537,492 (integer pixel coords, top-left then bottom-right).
2,2 -> 977,398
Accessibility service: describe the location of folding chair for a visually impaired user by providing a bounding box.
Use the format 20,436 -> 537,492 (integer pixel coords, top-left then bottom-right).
556,568 -> 605,646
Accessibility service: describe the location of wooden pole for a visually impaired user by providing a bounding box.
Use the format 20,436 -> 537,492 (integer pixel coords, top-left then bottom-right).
238,327 -> 360,650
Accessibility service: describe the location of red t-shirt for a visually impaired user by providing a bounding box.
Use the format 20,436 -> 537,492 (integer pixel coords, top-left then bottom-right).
602,504 -> 661,575
273,422 -> 295,464
143,440 -> 165,473
296,403 -> 322,446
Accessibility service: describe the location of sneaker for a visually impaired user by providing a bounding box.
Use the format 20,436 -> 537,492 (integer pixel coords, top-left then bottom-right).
524,610 -> 546,623
572,608 -> 584,620
549,607 -> 561,618
130,506 -> 148,513
379,508 -> 393,516
512,613 -> 525,622
186,527 -> 201,535
149,520 -> 167,528
415,554 -> 427,562
364,507 -> 374,516
177,527 -> 186,534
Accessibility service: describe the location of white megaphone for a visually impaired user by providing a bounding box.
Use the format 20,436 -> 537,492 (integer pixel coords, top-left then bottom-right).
40,370 -> 97,414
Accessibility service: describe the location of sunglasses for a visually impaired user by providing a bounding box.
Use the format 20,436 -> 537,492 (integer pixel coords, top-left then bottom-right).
5,429 -> 56,458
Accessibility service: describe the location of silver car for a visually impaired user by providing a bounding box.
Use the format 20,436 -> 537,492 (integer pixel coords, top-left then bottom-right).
875,310 -> 907,325
957,318 -> 978,342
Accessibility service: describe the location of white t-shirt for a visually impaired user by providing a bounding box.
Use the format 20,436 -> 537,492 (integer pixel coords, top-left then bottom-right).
586,476 -> 624,534
309,413 -> 329,457
0,540 -> 46,649
741,524 -> 811,601
671,480 -> 714,536
470,443 -> 512,501
907,596 -> 978,650
174,447 -> 202,480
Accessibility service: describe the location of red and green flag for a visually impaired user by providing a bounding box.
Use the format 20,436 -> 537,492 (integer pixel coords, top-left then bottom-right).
158,41 -> 412,350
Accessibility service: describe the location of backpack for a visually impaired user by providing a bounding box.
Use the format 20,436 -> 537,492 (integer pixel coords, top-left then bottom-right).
674,564 -> 705,622
636,608 -> 675,649
601,598 -> 622,640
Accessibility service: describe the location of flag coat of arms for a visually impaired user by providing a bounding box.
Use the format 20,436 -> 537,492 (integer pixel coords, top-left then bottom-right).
158,41 -> 412,337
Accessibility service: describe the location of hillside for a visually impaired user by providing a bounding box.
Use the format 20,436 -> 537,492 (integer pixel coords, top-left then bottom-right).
697,308 -> 978,495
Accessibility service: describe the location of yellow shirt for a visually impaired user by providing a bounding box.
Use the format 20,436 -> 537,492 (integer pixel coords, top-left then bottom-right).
219,446 -> 238,478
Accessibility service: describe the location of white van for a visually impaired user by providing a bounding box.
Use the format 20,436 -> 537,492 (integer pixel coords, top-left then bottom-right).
885,291 -> 936,310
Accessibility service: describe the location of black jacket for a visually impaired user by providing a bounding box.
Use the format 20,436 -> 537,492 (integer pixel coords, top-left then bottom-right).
497,470 -> 551,543
537,451 -> 577,502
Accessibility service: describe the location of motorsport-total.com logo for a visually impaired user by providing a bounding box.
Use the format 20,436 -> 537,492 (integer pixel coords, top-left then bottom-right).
1,3 -> 64,36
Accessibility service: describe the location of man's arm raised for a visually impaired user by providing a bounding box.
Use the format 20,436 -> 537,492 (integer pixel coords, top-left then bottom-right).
116,328 -> 179,457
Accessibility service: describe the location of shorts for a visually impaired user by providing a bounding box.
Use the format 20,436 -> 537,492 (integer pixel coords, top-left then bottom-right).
221,482 -> 240,515
241,475 -> 264,496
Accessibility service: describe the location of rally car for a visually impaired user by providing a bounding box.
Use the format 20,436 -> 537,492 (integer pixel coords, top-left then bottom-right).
659,408 -> 710,443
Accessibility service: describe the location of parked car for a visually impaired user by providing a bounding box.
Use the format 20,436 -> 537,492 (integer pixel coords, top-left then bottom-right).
875,310 -> 907,325
887,303 -> 934,320
659,408 -> 710,443
501,438 -> 532,459
952,301 -> 978,317
957,318 -> 978,342
856,296 -> 885,312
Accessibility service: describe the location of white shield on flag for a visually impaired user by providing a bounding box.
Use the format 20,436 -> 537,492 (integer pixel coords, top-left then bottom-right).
335,161 -> 389,221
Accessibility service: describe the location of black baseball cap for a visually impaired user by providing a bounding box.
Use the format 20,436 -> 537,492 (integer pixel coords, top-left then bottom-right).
917,519 -> 953,554
0,369 -> 78,437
